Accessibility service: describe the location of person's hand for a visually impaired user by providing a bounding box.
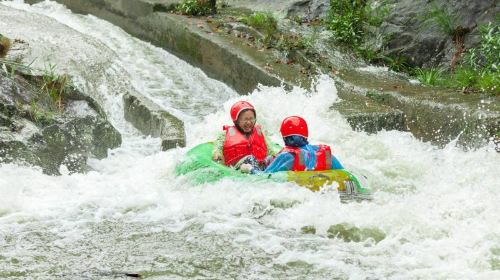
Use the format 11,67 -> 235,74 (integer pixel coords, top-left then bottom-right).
239,163 -> 253,173
212,150 -> 223,161
264,155 -> 274,167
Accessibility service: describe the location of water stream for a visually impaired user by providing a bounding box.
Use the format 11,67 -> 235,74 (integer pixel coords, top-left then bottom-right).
0,1 -> 499,279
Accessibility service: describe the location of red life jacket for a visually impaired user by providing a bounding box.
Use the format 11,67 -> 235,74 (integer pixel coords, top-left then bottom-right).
222,124 -> 268,166
280,144 -> 332,171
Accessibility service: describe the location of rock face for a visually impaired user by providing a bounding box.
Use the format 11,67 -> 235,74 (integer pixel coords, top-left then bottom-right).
0,72 -> 122,174
123,93 -> 185,150
226,0 -> 330,19
375,0 -> 499,68
229,0 -> 498,69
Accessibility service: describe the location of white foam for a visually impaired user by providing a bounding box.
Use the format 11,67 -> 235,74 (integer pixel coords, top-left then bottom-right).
1,1 -> 499,278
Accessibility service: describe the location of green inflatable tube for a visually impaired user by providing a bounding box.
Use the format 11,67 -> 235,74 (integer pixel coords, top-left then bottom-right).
175,143 -> 372,201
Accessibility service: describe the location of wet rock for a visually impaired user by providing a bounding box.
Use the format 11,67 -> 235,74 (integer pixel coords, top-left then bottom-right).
269,199 -> 300,209
0,72 -> 121,175
332,91 -> 406,133
226,0 -> 330,19
301,225 -> 316,234
327,223 -> 385,243
286,0 -> 330,19
371,0 -> 499,68
123,92 -> 185,150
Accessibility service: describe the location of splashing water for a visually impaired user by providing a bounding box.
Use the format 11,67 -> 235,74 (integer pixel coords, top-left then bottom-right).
0,1 -> 499,279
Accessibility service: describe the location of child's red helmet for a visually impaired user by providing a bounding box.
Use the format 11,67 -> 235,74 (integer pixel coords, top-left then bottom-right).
280,116 -> 308,138
230,101 -> 255,122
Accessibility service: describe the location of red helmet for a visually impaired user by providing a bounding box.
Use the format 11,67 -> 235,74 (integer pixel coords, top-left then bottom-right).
230,101 -> 255,122
280,116 -> 308,138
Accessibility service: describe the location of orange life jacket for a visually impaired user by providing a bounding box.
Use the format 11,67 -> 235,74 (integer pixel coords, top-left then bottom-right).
280,144 -> 332,171
222,124 -> 267,166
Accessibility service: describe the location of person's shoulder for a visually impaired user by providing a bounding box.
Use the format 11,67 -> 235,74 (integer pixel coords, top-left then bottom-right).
302,144 -> 320,151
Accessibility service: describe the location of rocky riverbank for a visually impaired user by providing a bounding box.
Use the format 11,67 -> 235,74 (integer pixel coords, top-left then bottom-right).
0,37 -> 122,174
22,0 -> 500,150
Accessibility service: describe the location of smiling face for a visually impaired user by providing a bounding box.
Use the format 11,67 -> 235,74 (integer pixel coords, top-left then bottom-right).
236,109 -> 256,134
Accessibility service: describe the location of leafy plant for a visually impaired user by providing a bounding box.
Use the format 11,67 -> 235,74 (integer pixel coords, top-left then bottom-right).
242,12 -> 278,45
458,21 -> 499,94
325,0 -> 367,46
476,71 -> 499,94
450,67 -> 476,88
176,0 -> 215,16
414,68 -> 444,86
41,63 -> 68,111
464,22 -> 499,72
384,55 -> 409,72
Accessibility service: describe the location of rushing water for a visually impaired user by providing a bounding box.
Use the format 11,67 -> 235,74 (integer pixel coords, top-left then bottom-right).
1,1 -> 499,279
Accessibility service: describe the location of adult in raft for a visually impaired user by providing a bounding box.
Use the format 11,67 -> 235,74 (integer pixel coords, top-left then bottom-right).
212,101 -> 277,171
247,116 -> 344,174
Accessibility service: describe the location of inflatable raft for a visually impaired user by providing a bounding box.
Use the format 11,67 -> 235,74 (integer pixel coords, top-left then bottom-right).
175,143 -> 372,201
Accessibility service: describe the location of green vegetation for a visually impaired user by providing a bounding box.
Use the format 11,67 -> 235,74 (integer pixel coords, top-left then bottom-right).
1,57 -> 71,112
323,0 -> 402,70
242,12 -> 277,31
176,0 -> 216,16
324,0 -> 390,47
241,12 -> 278,45
41,63 -> 68,111
414,21 -> 499,95
414,68 -> 444,86
383,55 -> 409,72
325,0 -> 367,46
28,100 -> 54,126
422,6 -> 458,36
239,12 -> 314,51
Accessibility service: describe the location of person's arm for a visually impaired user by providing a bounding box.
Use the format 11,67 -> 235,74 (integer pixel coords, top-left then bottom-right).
212,132 -> 225,161
260,152 -> 294,173
331,155 -> 344,169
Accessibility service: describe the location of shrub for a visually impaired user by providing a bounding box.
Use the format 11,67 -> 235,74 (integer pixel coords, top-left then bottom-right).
464,22 -> 499,73
41,64 -> 68,111
384,55 -> 409,72
242,12 -> 278,45
459,21 -> 499,94
414,68 -> 444,86
176,0 -> 215,16
476,71 -> 499,94
325,0 -> 367,46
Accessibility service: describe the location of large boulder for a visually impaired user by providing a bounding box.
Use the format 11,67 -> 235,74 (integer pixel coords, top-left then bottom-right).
0,71 -> 121,175
226,0 -> 330,19
372,0 -> 499,68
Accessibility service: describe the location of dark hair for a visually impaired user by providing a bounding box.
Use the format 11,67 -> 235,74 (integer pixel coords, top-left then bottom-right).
284,135 -> 308,147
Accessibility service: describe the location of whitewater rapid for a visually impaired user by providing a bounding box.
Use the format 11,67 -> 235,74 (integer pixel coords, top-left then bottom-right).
0,1 -> 499,279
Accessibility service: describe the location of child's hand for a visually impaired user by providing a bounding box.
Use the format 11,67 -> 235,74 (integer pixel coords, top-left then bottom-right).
212,150 -> 223,161
239,163 -> 253,173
